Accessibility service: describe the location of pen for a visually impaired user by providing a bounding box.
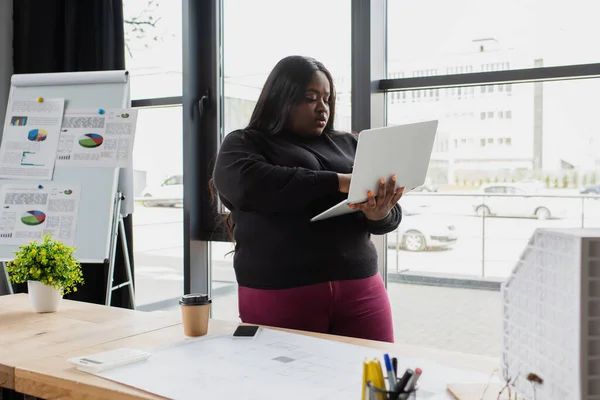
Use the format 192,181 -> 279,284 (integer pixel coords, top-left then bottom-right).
391,369 -> 413,400
372,359 -> 386,400
392,357 -> 398,377
383,354 -> 396,390
399,368 -> 422,400
362,359 -> 368,400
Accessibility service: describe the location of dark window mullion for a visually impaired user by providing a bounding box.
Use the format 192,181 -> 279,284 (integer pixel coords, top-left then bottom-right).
380,62 -> 600,91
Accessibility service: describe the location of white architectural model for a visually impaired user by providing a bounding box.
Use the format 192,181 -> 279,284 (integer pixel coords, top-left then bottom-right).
502,228 -> 600,400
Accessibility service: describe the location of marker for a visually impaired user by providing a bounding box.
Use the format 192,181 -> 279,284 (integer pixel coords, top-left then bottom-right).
36,97 -> 43,103
391,369 -> 413,400
383,354 -> 396,391
392,357 -> 398,377
399,368 -> 422,400
98,108 -> 105,115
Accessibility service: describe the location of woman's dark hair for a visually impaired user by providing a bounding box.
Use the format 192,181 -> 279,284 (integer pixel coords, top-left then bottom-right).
209,56 -> 337,241
248,55 -> 337,135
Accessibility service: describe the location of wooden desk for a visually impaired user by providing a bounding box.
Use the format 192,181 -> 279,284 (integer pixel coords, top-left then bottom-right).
13,320 -> 501,400
0,294 -> 182,390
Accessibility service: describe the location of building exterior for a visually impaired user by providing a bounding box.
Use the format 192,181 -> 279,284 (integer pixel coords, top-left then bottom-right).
386,39 -> 541,184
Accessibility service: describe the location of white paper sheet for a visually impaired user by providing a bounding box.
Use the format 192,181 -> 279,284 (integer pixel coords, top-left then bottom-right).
0,98 -> 65,180
94,328 -> 494,400
56,109 -> 138,168
0,183 -> 81,246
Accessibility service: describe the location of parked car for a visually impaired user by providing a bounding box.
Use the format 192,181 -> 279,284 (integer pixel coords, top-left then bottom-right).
412,178 -> 438,192
412,183 -> 438,192
140,175 -> 183,207
387,207 -> 457,252
581,184 -> 600,195
473,184 -> 565,220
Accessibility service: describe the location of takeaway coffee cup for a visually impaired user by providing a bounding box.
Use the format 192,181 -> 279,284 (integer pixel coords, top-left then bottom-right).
179,294 -> 212,337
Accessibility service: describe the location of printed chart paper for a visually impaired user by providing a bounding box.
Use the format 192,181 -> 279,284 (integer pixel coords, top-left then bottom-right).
0,183 -> 81,246
56,109 -> 138,167
94,328 -> 493,400
0,98 -> 65,180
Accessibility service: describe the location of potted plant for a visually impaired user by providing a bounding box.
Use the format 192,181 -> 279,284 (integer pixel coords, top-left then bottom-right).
6,234 -> 84,313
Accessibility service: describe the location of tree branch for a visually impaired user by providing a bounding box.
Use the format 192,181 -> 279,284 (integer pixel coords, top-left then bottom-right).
124,17 -> 161,27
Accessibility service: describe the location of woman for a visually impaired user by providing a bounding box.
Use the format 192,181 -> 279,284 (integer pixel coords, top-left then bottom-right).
212,55 -> 404,342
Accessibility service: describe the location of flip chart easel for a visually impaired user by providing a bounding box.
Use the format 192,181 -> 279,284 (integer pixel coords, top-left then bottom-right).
0,71 -> 135,308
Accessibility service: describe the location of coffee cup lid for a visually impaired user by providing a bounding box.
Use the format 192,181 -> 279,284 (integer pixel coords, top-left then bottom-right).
179,293 -> 212,306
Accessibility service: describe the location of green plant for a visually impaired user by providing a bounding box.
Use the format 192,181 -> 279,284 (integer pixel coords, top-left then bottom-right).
553,177 -> 559,188
545,175 -> 551,188
571,172 -> 579,187
6,234 -> 84,295
591,173 -> 598,185
562,174 -> 569,188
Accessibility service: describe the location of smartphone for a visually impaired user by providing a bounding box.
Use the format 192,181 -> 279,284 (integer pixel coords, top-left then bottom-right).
232,325 -> 260,338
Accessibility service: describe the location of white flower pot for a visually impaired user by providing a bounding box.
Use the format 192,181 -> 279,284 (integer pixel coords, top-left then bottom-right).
27,280 -> 63,313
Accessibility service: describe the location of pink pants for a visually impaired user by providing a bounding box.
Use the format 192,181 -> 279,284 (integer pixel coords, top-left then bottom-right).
238,273 -> 394,343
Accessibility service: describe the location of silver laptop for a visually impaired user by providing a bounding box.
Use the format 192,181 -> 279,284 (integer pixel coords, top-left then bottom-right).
311,120 -> 438,222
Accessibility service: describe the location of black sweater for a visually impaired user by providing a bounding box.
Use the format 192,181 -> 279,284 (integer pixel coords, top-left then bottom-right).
212,128 -> 402,289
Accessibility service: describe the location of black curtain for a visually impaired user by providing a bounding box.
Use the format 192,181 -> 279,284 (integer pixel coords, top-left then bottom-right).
11,0 -> 134,309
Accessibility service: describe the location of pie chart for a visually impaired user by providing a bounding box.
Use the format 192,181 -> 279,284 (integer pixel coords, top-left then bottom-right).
27,129 -> 48,142
64,189 -> 73,195
21,210 -> 46,226
79,133 -> 104,148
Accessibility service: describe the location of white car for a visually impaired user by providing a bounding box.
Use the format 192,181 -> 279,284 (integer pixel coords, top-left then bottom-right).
140,175 -> 183,207
473,184 -> 565,220
387,207 -> 457,252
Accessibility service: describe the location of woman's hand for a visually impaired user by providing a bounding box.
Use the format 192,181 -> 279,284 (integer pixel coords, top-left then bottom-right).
337,173 -> 352,193
350,175 -> 405,221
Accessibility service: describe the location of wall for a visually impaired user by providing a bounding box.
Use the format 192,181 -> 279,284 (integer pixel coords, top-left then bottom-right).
0,0 -> 12,295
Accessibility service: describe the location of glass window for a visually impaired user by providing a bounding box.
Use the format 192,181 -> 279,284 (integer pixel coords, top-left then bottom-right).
386,79 -> 600,355
221,0 -> 351,137
132,106 -> 183,311
387,0 -> 600,77
213,0 -> 352,321
123,1 -> 182,99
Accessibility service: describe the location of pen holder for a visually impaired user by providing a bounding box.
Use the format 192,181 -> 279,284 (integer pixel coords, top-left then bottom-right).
365,380 -> 417,400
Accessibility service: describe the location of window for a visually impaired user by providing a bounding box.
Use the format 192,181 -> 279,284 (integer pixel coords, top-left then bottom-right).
484,186 -> 505,194
164,175 -> 183,185
387,0 -> 600,77
123,0 -> 185,312
212,0 -> 352,321
386,79 -> 600,354
123,1 -> 182,99
131,106 -> 183,310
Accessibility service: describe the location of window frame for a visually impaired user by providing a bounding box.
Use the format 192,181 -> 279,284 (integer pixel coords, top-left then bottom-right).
131,0 -> 600,298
